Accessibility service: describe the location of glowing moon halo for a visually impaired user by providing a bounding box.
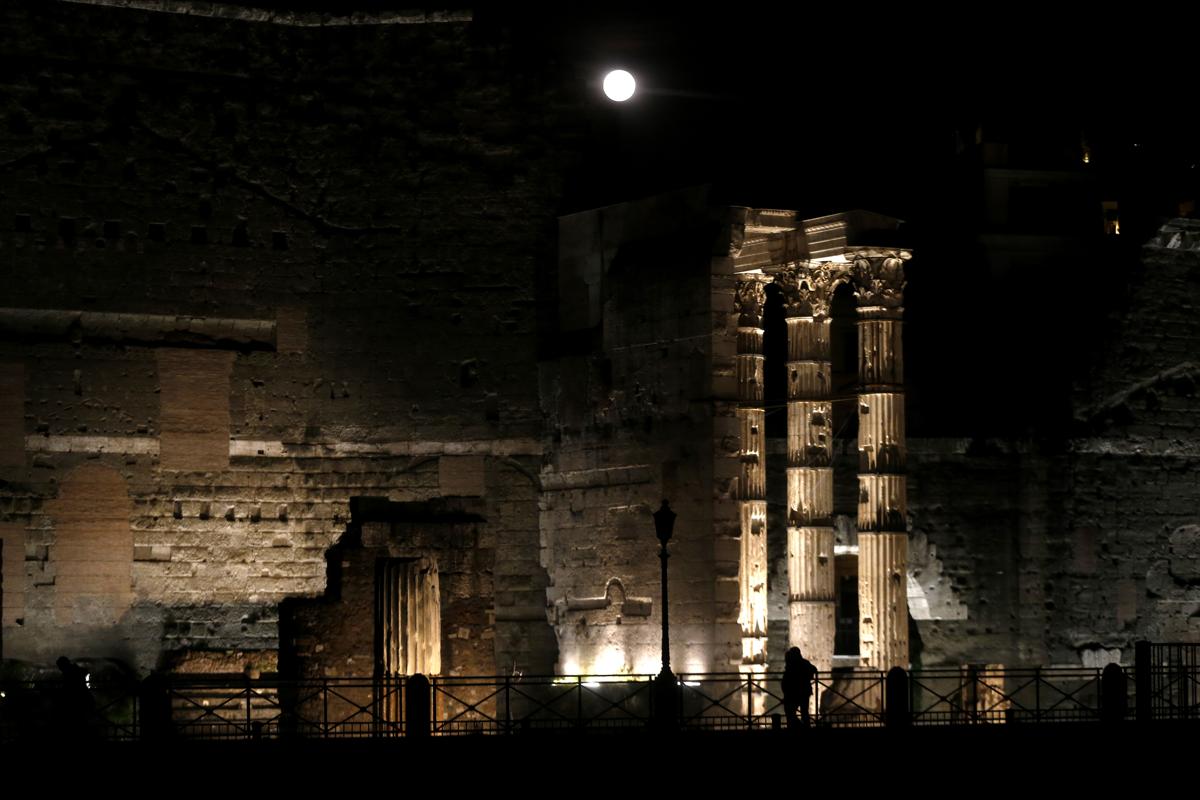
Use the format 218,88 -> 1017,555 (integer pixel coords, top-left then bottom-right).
603,69 -> 636,102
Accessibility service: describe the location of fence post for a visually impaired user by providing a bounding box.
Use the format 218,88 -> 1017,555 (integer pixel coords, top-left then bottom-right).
406,673 -> 431,737
1101,663 -> 1127,723
647,673 -> 655,727
814,672 -> 821,725
504,675 -> 511,735
1034,666 -> 1041,724
746,675 -> 753,731
1181,644 -> 1193,721
1135,640 -> 1151,723
886,667 -> 910,728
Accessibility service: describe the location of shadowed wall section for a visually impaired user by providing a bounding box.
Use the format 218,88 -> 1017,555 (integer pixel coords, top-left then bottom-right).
47,464 -> 133,626
0,363 -> 23,468
158,350 -> 233,472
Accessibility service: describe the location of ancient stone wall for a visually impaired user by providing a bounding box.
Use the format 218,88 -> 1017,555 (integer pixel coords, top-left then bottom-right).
540,189 -> 735,675
0,2 -> 569,675
283,496 -> 507,682
889,223 -> 1200,669
1059,221 -> 1200,664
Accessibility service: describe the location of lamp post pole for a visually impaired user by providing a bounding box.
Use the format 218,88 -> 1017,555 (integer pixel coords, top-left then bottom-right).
653,499 -> 677,729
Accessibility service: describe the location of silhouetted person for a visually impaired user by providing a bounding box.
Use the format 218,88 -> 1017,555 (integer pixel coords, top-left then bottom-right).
139,669 -> 174,742
782,646 -> 818,729
56,655 -> 93,738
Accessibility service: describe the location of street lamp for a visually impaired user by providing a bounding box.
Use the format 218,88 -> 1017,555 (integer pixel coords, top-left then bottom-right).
652,499 -> 677,729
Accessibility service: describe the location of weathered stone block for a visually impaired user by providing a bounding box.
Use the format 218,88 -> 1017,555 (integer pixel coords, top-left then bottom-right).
133,545 -> 172,562
439,455 -> 486,497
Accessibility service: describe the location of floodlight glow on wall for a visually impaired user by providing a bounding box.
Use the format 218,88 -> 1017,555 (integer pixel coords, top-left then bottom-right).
603,69 -> 636,101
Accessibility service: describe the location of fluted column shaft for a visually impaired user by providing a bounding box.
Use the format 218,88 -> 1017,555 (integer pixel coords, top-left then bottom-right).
784,307 -> 836,674
854,254 -> 909,671
734,278 -> 768,670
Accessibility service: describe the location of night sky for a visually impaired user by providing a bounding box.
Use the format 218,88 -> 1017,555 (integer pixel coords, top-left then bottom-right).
504,8 -> 1199,216
490,8 -> 1200,438
213,5 -> 1199,220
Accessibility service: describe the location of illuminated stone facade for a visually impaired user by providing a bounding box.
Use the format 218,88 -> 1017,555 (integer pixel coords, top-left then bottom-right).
733,277 -> 769,671
544,199 -> 912,675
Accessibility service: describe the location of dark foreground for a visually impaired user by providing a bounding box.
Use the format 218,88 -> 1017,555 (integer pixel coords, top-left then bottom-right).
9,722 -> 1185,792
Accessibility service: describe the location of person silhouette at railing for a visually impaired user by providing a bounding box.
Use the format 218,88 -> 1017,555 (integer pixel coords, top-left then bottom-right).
56,655 -> 94,739
139,669 -> 174,742
782,647 -> 818,729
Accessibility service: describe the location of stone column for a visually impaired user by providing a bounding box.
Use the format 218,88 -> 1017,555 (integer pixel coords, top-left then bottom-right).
852,253 -> 910,671
779,264 -> 839,673
734,277 -> 769,670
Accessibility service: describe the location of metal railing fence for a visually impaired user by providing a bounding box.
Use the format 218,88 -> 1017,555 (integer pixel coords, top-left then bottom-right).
1,657 -> 1193,742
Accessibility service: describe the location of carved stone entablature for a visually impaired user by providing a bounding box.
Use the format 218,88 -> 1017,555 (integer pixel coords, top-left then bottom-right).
849,250 -> 910,310
734,277 -> 769,328
776,263 -> 846,319
765,228 -> 808,265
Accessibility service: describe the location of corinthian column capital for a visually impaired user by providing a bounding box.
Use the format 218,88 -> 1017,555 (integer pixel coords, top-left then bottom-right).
734,276 -> 769,328
850,251 -> 909,311
776,263 -> 845,319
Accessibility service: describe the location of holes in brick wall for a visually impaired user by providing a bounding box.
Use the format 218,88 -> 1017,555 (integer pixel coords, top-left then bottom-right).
14,214 -> 31,232
272,231 -> 288,250
58,217 -> 76,242
213,111 -> 237,137
198,199 -> 212,219
121,160 -> 137,182
103,220 -> 121,240
459,359 -> 480,388
232,221 -> 250,247
190,226 -> 208,245
148,222 -> 166,242
7,111 -> 31,134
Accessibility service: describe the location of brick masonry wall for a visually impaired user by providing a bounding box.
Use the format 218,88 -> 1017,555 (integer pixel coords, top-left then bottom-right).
0,3 -> 573,675
540,192 -> 733,675
899,224 -> 1200,669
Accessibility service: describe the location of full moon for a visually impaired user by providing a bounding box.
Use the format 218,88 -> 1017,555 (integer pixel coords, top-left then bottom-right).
603,69 -> 636,102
